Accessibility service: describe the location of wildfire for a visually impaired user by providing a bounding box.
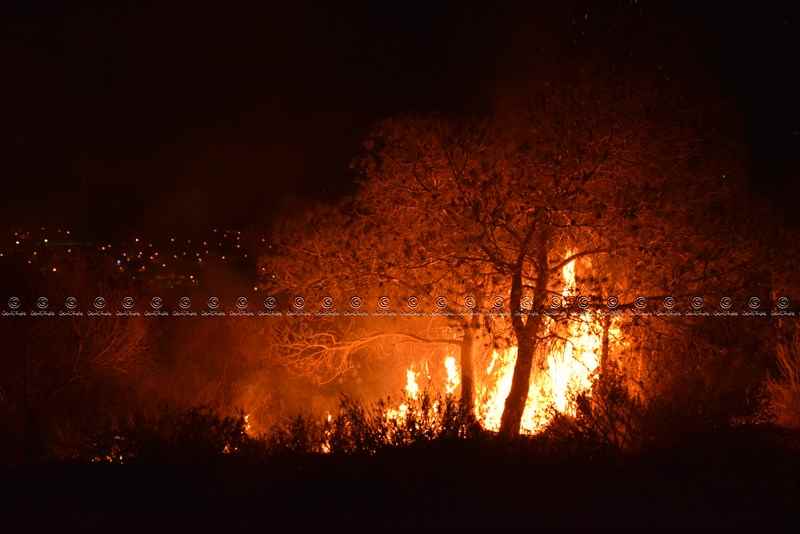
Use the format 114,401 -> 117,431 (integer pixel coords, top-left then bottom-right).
475,333 -> 600,433
388,252 -> 606,435
480,253 -> 602,433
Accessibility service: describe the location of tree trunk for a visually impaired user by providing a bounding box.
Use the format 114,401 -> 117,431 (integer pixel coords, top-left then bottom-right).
459,314 -> 480,416
499,330 -> 539,437
499,227 -> 550,438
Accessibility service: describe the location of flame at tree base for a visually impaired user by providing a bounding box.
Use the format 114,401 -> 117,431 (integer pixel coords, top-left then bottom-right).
476,334 -> 600,435
389,254 -> 606,435
387,315 -> 603,436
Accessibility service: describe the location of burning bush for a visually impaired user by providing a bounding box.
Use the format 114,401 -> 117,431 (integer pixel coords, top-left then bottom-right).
266,393 -> 477,456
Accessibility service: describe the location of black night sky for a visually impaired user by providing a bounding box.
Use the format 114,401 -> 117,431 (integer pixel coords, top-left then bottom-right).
2,2 -> 799,237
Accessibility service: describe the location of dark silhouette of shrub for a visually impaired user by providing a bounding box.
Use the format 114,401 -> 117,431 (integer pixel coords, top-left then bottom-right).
87,406 -> 249,463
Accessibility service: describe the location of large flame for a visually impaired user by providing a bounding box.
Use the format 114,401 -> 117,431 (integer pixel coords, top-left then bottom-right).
478,253 -> 601,433
385,367 -> 420,421
405,368 -> 420,399
444,356 -> 460,395
389,252 -> 604,435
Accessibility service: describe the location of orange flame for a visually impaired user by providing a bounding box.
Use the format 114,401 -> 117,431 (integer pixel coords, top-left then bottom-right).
388,252 -> 605,435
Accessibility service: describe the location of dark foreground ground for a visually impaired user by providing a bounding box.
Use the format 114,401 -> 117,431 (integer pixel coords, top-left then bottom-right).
3,426 -> 799,529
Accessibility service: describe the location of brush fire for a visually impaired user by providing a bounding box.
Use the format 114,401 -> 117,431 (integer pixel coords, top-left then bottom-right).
376,254 -> 617,435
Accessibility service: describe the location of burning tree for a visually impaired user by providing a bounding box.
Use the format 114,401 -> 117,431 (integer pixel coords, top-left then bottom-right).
351,67 -> 743,437
261,64 -> 749,437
